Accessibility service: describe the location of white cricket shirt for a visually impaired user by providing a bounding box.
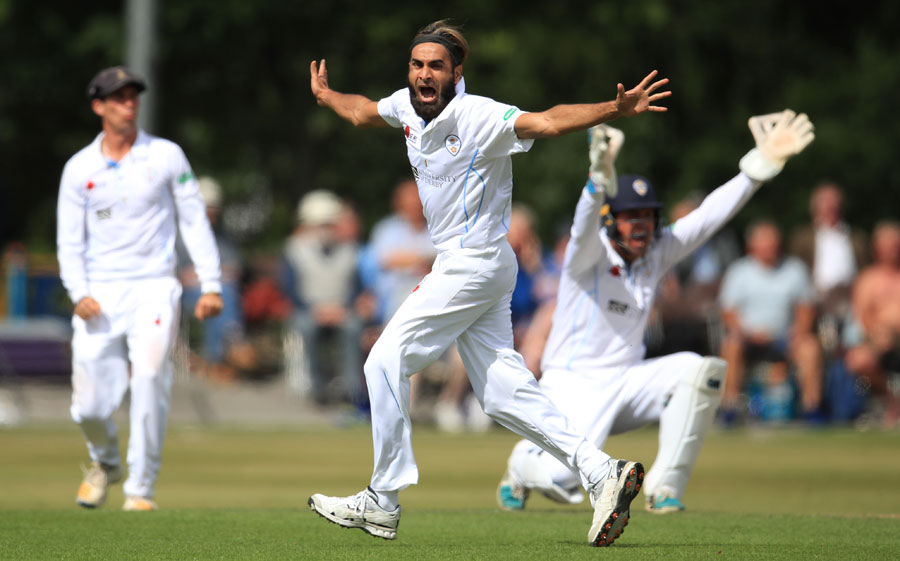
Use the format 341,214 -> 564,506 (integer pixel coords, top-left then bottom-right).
377,78 -> 534,251
57,130 -> 222,303
543,172 -> 762,371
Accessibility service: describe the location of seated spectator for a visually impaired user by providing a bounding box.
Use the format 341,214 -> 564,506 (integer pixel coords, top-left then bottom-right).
718,221 -> 824,424
844,221 -> 900,427
789,182 -> 867,354
506,203 -> 545,348
177,176 -> 256,381
281,190 -> 366,406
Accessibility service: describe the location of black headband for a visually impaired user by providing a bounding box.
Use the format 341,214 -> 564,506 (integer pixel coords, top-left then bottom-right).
409,34 -> 463,66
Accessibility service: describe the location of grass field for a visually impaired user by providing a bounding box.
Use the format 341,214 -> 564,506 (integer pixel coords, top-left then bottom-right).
1,423 -> 899,560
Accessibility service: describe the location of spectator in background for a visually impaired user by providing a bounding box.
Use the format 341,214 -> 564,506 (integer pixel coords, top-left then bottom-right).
506,203 -> 544,348
790,182 -> 867,312
281,190 -> 366,406
845,221 -> 900,427
718,221 -> 824,424
369,179 -> 436,323
178,176 -> 255,381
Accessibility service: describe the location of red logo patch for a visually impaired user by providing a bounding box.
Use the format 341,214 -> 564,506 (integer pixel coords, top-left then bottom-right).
610,266 -> 621,277
412,283 -> 420,292
87,181 -> 94,190
154,316 -> 161,326
404,125 -> 410,138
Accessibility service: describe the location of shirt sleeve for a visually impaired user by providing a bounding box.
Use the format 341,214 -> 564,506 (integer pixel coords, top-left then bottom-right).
168,146 -> 222,294
718,261 -> 744,310
658,172 -> 762,272
789,258 -> 816,304
473,100 -> 534,159
376,89 -> 407,128
563,183 -> 610,277
56,161 -> 90,304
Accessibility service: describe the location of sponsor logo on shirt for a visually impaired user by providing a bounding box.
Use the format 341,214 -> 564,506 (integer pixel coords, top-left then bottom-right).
403,123 -> 418,144
178,171 -> 195,184
503,107 -> 517,121
96,208 -> 112,220
410,166 -> 457,188
444,134 -> 461,156
607,299 -> 629,315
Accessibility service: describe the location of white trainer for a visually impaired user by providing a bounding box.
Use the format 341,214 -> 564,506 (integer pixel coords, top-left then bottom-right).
76,461 -> 123,509
308,488 -> 400,540
587,460 -> 644,547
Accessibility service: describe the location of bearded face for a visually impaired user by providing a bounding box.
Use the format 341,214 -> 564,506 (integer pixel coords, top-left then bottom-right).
407,42 -> 460,121
408,73 -> 456,121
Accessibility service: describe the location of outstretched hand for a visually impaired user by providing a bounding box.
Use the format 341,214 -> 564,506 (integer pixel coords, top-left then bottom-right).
615,70 -> 672,118
310,59 -> 330,106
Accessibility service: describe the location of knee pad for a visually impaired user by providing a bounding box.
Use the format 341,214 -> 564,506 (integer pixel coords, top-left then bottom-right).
682,356 -> 726,400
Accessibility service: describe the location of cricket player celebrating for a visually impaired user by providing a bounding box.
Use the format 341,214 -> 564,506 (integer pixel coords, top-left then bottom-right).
308,20 -> 670,547
57,66 -> 223,511
497,110 -> 814,514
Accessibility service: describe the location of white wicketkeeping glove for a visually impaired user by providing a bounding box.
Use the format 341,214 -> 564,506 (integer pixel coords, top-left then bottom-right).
587,124 -> 624,197
739,109 -> 815,182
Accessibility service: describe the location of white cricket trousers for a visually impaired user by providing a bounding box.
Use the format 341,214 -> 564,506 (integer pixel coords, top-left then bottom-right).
516,352 -> 705,498
70,277 -> 181,499
364,243 -> 610,492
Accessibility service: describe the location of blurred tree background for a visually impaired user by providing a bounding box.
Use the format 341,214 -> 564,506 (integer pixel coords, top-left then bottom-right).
2,0 -> 899,254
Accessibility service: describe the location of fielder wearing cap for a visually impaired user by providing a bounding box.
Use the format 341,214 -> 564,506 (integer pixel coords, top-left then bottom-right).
86,65 -> 147,100
308,19 -> 672,547
498,112 -> 814,516
57,65 -> 223,512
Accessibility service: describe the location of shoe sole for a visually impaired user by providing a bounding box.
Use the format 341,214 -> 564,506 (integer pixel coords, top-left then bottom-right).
590,462 -> 644,547
307,497 -> 397,540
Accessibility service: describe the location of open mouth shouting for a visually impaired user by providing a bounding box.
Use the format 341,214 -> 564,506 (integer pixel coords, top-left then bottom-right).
416,83 -> 438,104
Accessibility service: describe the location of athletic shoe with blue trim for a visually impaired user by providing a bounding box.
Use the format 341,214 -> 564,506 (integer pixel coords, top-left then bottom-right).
496,468 -> 529,511
645,490 -> 685,514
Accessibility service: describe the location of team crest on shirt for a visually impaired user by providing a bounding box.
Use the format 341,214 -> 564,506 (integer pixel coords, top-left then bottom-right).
632,178 -> 649,196
444,134 -> 461,156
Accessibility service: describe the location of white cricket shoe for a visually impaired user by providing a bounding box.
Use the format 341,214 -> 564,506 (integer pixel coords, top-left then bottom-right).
496,467 -> 530,511
308,487 -> 400,540
587,460 -> 644,547
76,461 -> 123,509
123,495 -> 159,511
645,489 -> 686,514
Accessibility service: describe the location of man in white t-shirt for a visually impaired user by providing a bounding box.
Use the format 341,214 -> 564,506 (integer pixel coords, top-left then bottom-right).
497,111 -> 814,516
57,66 -> 223,511
307,20 -> 670,547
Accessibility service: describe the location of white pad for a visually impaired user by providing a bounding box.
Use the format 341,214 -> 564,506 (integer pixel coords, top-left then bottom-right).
644,356 -> 726,499
508,441 -> 584,505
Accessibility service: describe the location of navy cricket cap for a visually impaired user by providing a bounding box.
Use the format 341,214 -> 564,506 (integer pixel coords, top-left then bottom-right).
607,174 -> 662,214
86,66 -> 146,100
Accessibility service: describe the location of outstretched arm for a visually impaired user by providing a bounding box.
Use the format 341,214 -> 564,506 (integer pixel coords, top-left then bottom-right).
310,59 -> 389,128
514,70 -> 671,139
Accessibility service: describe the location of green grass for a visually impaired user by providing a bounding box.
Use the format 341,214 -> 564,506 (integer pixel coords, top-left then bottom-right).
1,424 -> 899,560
